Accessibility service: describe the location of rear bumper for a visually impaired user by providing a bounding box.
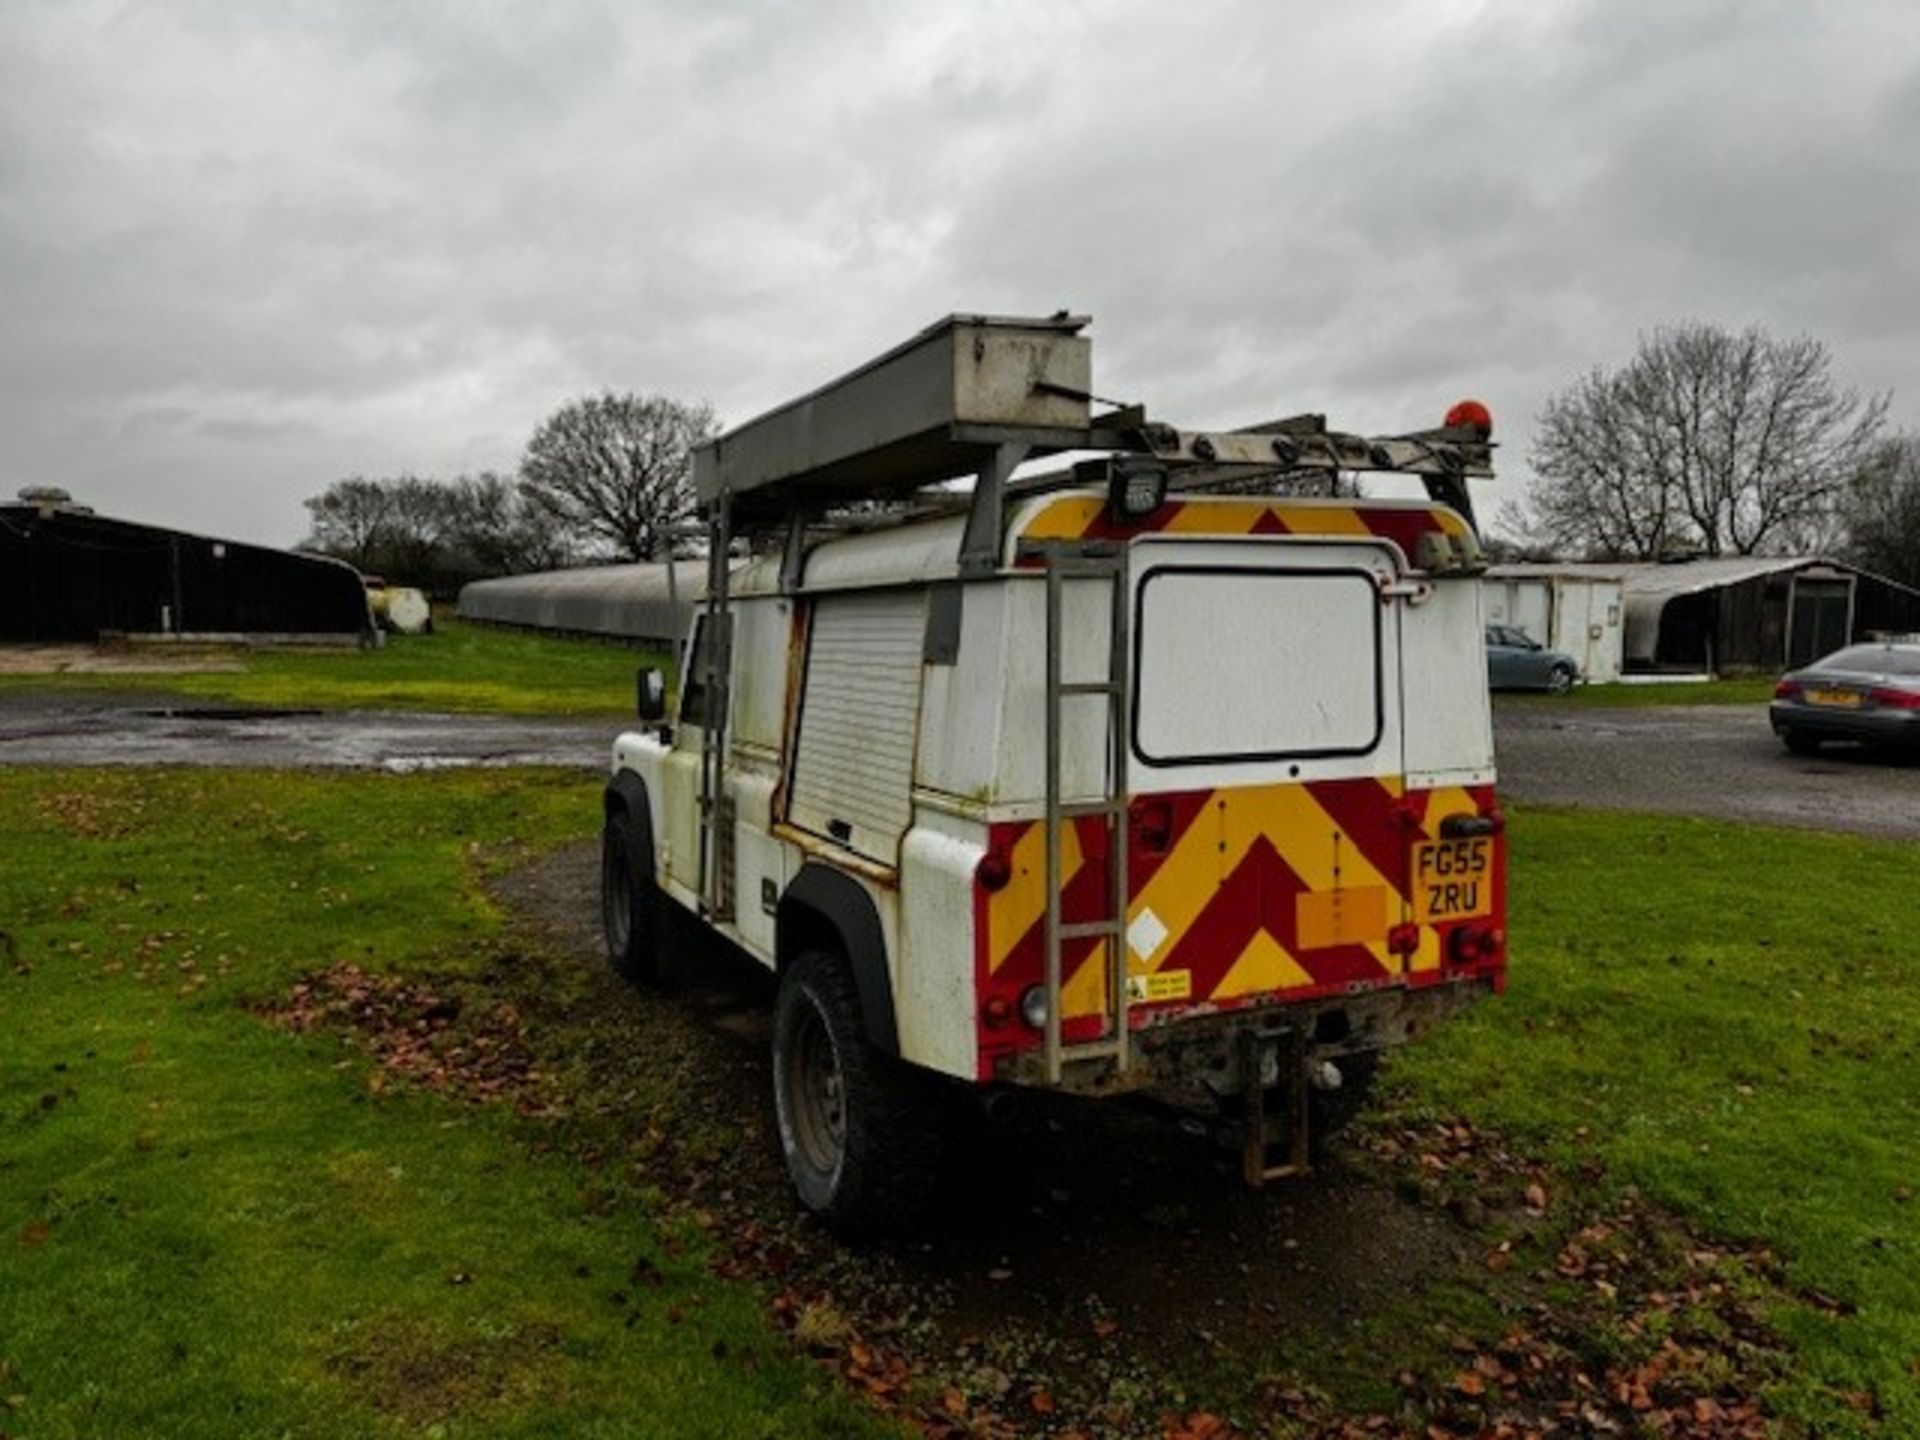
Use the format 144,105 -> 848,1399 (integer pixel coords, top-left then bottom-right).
994,974 -> 1495,1094
1769,701 -> 1920,747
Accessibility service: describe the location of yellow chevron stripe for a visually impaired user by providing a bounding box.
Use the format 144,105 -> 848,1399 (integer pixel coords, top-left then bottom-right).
1161,501 -> 1264,534
1021,496 -> 1104,540
1215,928 -> 1318,999
988,820 -> 1085,973
1231,784 -> 1401,976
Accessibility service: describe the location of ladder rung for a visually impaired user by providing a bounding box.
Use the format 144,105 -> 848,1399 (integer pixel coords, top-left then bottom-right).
1057,799 -> 1123,819
1060,1038 -> 1125,1060
1057,919 -> 1122,940
1057,681 -> 1121,697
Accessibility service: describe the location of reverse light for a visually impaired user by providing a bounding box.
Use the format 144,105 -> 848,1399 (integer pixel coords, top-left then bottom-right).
1019,985 -> 1050,1030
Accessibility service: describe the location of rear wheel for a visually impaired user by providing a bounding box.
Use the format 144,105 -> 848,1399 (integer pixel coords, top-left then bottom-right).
772,950 -> 940,1233
601,810 -> 665,983
1782,731 -> 1822,756
1545,663 -> 1575,696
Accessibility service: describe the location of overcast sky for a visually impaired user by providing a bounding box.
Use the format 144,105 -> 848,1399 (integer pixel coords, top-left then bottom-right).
2,0 -> 1915,546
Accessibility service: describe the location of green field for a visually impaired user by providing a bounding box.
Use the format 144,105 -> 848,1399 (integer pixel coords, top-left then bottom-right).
1501,676 -> 1778,707
3,769 -> 1915,1436
0,619 -> 664,717
0,769 -> 885,1440
1372,809 -> 1920,1435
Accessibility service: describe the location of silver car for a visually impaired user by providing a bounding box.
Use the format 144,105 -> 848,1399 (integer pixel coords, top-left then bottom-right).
1486,624 -> 1579,694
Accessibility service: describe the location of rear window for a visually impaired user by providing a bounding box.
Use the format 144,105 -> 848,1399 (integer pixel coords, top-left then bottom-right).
1818,645 -> 1920,676
1132,566 -> 1382,765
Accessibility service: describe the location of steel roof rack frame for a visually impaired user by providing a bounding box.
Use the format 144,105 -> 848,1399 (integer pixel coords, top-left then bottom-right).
691,312 -> 1494,581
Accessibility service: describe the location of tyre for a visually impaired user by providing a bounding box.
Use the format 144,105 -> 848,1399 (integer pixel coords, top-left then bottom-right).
601,809 -> 665,984
1782,731 -> 1821,756
771,950 -> 940,1233
1545,663 -> 1575,696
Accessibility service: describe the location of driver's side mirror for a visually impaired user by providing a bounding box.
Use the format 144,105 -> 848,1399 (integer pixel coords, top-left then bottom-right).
635,666 -> 668,724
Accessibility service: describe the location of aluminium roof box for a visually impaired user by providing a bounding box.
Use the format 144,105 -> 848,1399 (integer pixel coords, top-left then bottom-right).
692,313 -> 1093,516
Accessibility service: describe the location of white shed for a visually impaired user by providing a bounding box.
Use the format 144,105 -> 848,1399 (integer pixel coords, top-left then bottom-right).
1482,565 -> 1628,684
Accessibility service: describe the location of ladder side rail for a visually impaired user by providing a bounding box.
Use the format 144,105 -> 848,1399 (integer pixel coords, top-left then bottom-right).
1106,552 -> 1131,1073
695,499 -> 734,920
1042,565 -> 1066,1085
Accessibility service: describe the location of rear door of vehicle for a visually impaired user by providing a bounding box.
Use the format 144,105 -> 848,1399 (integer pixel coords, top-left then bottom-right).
1116,537 -> 1410,1017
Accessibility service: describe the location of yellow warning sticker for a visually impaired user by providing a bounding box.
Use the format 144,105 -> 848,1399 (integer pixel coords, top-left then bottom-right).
1127,969 -> 1193,1003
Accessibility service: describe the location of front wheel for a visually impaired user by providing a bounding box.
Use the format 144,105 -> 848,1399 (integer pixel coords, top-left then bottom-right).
601,811 -> 665,983
771,951 -> 940,1233
1545,663 -> 1575,696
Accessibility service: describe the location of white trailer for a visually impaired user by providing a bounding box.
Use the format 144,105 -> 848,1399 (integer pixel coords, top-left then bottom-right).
1483,565 -> 1627,684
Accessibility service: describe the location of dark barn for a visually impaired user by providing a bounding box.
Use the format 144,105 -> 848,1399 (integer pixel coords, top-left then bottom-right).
0,493 -> 371,643
1621,556 -> 1920,676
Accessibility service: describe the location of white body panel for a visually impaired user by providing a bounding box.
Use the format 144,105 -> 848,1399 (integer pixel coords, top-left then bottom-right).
610,500 -> 1495,1084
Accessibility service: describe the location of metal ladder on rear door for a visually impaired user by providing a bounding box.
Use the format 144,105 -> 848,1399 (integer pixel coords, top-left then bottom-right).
694,501 -> 733,923
1040,545 -> 1132,1085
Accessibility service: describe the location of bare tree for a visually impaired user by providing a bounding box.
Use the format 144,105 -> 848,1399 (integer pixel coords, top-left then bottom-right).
302,477 -> 394,564
1844,435 -> 1920,589
1512,324 -> 1888,559
301,471 -> 574,593
518,392 -> 718,561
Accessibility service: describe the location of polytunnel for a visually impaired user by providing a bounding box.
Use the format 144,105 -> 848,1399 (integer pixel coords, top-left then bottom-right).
456,562 -> 711,648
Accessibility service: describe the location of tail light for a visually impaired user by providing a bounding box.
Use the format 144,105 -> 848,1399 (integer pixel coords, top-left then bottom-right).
1448,923 -> 1505,966
1870,687 -> 1920,710
976,848 -> 1012,892
1387,922 -> 1420,957
1130,797 -> 1174,854
1774,679 -> 1803,699
980,994 -> 1014,1029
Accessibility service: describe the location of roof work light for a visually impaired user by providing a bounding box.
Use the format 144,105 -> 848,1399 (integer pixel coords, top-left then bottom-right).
1102,457 -> 1169,521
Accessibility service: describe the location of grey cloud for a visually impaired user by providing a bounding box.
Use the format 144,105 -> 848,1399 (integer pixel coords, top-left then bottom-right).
0,0 -> 1913,541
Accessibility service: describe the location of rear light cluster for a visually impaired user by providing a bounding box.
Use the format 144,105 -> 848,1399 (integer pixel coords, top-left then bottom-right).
1448,923 -> 1504,966
975,847 -> 1012,891
1871,687 -> 1920,710
1774,679 -> 1803,700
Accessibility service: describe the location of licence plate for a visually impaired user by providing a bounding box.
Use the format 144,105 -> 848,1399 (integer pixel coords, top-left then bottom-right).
1413,838 -> 1493,922
1806,688 -> 1862,708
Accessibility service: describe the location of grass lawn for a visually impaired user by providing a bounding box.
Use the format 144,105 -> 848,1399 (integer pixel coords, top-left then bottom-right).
1499,677 -> 1778,708
5,766 -> 1917,1436
0,618 -> 666,717
0,768 -> 886,1440
1369,807 -> 1920,1435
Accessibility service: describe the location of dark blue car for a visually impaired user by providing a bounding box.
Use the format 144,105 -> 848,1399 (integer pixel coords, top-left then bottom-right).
1770,640 -> 1920,755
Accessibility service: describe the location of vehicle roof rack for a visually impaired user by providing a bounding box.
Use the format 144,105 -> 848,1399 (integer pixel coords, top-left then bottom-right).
691,312 -> 1495,573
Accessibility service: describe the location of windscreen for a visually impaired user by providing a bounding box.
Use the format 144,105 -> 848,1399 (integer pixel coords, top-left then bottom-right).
1133,566 -> 1382,765
1819,644 -> 1920,675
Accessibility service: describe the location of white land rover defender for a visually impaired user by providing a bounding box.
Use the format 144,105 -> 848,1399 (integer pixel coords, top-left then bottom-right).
602,315 -> 1506,1231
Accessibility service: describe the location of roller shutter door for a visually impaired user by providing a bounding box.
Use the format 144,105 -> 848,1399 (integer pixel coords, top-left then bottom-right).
788,590 -> 927,863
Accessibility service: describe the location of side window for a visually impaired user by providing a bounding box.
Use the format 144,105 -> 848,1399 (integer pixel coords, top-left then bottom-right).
678,615 -> 722,729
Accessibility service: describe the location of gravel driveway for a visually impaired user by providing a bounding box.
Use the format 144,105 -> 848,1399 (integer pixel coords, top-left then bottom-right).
1493,700 -> 1920,841
4,692 -> 1914,841
0,692 -> 614,771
